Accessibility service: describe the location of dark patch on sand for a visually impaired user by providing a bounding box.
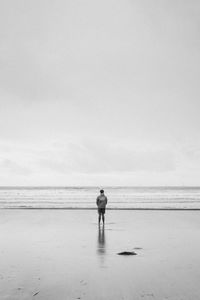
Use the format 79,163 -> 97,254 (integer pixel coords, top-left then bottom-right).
141,292 -> 154,298
118,251 -> 137,255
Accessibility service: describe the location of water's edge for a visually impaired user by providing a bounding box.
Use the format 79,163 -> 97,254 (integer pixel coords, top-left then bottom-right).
1,187 -> 200,209
2,207 -> 200,211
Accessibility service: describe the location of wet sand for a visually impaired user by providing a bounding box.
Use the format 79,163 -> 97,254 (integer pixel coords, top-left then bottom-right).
0,209 -> 200,300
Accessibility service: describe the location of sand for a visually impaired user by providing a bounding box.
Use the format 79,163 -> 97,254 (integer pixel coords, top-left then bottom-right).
0,209 -> 200,300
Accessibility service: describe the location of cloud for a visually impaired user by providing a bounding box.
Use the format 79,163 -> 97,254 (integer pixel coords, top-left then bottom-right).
0,159 -> 32,175
37,137 -> 176,174
1,135 -> 200,185
0,137 -> 176,176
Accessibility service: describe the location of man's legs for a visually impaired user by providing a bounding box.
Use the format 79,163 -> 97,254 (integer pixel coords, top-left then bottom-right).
98,209 -> 105,225
102,213 -> 105,224
98,213 -> 101,224
98,212 -> 105,225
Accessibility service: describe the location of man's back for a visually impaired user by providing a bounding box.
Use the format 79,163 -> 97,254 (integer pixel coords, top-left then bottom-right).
96,189 -> 107,225
96,194 -> 107,208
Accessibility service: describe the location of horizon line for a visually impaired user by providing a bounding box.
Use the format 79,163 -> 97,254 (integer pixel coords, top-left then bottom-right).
0,185 -> 200,189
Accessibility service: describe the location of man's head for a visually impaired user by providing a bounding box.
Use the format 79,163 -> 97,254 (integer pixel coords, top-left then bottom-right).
100,189 -> 104,194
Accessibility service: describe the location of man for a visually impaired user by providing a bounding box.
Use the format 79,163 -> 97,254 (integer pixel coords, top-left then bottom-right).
96,189 -> 108,225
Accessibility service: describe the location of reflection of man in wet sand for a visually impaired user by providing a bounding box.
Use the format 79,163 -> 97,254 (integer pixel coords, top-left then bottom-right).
97,226 -> 106,266
96,189 -> 108,225
98,226 -> 105,255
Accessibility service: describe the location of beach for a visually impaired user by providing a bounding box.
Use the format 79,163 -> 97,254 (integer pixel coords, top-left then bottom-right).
0,209 -> 200,300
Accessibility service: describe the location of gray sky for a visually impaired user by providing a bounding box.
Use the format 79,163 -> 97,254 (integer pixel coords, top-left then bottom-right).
0,0 -> 200,185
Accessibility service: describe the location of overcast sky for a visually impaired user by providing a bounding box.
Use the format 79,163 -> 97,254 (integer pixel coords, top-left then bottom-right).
0,0 -> 200,186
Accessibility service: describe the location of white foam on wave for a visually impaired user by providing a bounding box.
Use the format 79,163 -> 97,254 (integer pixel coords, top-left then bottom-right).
0,187 -> 200,209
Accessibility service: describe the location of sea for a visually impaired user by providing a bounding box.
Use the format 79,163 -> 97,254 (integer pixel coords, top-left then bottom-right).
0,186 -> 200,209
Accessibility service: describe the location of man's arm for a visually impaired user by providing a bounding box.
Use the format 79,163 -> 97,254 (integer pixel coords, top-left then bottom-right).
96,196 -> 99,206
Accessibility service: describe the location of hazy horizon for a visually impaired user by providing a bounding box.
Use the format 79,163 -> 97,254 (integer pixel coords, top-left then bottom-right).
0,185 -> 200,189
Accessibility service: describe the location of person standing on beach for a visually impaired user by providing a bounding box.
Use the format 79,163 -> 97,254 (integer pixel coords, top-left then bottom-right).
96,189 -> 108,225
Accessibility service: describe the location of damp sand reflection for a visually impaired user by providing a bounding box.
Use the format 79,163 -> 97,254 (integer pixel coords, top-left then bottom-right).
97,226 -> 106,266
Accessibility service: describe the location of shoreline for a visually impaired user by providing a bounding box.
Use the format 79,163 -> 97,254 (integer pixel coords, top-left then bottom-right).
1,207 -> 200,210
